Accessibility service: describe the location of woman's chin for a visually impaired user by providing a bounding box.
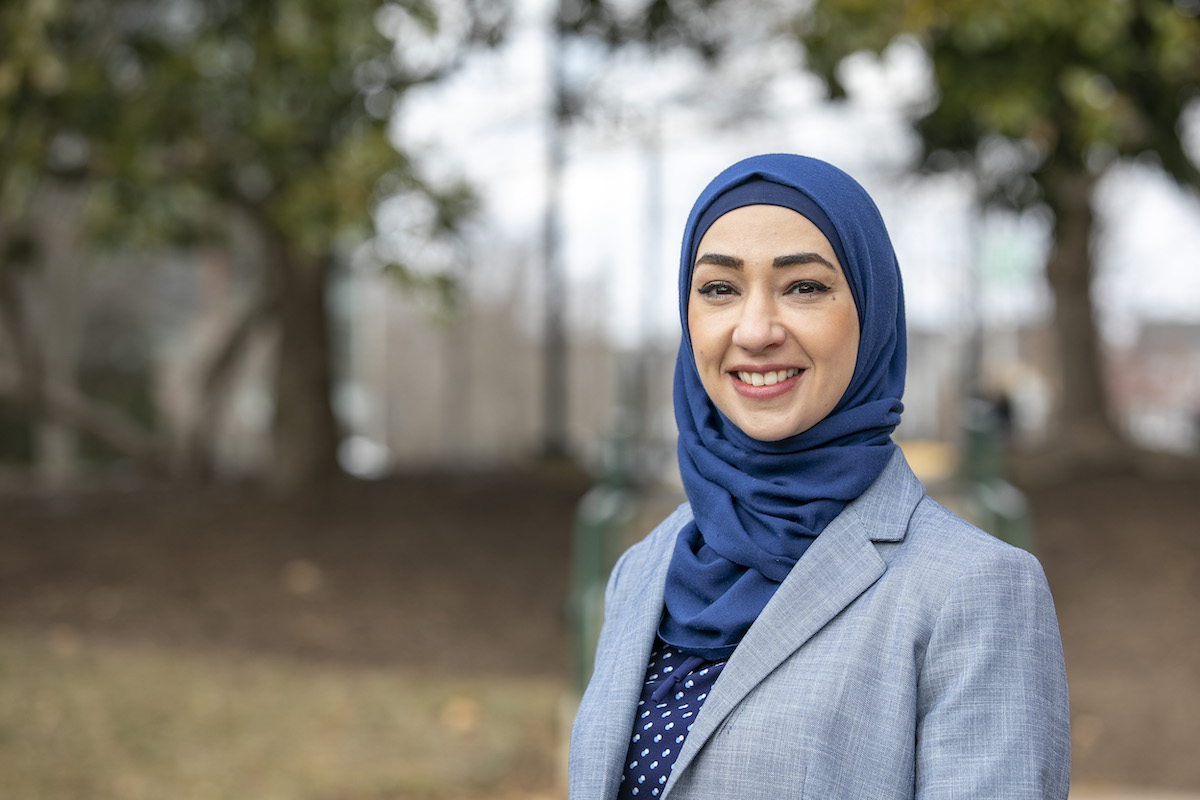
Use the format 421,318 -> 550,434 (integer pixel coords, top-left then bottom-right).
729,413 -> 813,442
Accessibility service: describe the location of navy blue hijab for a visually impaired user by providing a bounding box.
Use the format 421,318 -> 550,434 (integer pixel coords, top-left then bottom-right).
660,154 -> 907,660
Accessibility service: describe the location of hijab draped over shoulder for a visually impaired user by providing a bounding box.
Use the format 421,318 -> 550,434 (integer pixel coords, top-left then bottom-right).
661,153 -> 907,660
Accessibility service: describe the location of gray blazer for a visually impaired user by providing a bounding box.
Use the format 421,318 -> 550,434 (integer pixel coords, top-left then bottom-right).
569,450 -> 1070,799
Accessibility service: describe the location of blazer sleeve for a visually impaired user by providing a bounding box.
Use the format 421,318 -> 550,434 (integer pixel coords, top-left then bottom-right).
914,544 -> 1071,800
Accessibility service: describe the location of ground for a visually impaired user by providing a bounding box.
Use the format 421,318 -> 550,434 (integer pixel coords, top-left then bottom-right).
0,458 -> 1197,795
1021,463 -> 1200,792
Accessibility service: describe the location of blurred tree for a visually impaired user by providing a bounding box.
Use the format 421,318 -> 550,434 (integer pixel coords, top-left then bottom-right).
0,1 -> 164,478
797,0 -> 1200,464
0,0 -> 504,490
563,0 -> 1200,467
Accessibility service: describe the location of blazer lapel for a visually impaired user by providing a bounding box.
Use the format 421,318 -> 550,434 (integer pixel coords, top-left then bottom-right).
590,539 -> 674,800
662,449 -> 923,794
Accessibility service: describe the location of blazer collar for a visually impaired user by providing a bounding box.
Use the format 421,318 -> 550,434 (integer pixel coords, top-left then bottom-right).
663,448 -> 924,795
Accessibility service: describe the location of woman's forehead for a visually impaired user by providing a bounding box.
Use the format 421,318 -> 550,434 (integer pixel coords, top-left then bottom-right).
696,204 -> 838,256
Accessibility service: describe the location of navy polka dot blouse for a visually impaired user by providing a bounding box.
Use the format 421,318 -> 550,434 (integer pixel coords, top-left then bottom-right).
614,637 -> 727,799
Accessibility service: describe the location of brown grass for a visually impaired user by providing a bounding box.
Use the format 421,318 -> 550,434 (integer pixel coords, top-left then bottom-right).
0,631 -> 565,800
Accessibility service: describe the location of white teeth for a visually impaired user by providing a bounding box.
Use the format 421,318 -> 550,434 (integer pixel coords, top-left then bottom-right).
737,368 -> 799,386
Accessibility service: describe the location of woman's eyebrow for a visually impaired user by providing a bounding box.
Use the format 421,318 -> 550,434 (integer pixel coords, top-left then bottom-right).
694,252 -> 743,269
773,252 -> 836,270
694,251 -> 837,270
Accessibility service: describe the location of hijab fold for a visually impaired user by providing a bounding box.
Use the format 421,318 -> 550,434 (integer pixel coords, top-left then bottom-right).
659,154 -> 907,660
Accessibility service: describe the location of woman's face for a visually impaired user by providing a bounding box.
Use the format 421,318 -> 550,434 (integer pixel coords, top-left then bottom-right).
688,204 -> 860,441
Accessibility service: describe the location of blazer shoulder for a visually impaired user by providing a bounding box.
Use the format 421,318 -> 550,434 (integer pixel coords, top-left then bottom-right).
891,493 -> 1052,608
602,502 -> 691,603
909,494 -> 1039,562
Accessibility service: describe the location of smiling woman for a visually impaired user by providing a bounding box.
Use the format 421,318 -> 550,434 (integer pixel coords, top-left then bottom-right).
568,154 -> 1071,800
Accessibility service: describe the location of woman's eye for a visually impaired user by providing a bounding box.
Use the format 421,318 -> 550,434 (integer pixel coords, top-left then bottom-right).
697,282 -> 736,296
786,280 -> 830,296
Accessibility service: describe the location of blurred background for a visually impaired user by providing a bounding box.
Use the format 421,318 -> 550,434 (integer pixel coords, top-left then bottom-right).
1,0 -> 1198,798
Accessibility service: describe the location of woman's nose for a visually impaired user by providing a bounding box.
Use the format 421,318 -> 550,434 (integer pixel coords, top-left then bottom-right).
731,294 -> 785,351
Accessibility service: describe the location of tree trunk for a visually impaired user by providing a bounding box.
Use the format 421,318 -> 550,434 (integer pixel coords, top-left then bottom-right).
1042,166 -> 1127,463
542,14 -> 570,461
266,235 -> 341,492
28,182 -> 87,488
180,284 -> 276,479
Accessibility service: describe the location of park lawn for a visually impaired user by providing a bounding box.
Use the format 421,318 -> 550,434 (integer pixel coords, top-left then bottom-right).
0,630 -> 565,800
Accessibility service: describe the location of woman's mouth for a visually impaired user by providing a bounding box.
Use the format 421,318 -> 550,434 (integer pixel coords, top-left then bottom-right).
735,368 -> 800,387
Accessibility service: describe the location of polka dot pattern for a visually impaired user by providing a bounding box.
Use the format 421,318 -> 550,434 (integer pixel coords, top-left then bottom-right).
615,638 -> 726,799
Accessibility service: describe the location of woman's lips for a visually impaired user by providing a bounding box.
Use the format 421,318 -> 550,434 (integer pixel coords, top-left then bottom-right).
731,368 -> 803,399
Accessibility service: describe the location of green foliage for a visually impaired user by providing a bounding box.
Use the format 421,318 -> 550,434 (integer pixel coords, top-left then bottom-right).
797,0 -> 1200,202
0,0 -> 505,258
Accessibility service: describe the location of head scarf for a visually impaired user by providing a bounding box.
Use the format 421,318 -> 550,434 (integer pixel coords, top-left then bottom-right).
660,153 -> 907,660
